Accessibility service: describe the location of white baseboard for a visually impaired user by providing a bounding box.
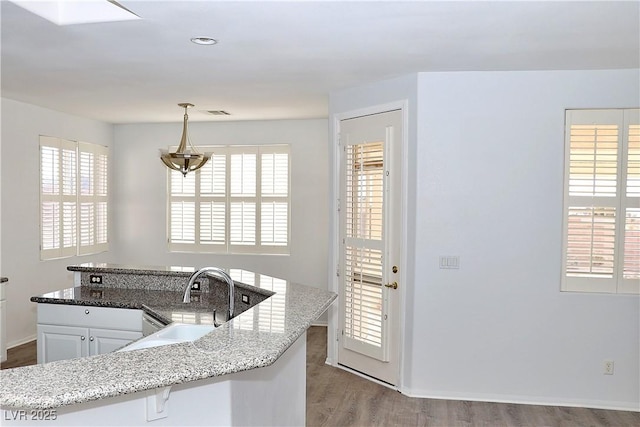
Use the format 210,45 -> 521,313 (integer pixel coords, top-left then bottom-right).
8,334 -> 36,349
401,388 -> 640,413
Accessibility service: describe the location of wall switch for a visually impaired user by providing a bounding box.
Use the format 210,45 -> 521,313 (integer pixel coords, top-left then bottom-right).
439,256 -> 460,269
241,294 -> 250,304
603,360 -> 614,375
89,275 -> 102,285
190,281 -> 201,291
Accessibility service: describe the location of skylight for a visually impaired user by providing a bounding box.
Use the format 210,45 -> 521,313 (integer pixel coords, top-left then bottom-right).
10,0 -> 140,26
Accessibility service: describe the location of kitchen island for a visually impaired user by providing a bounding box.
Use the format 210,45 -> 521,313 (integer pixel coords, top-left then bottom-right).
0,264 -> 336,426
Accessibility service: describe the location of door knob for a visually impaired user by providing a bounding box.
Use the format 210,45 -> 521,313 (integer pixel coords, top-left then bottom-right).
384,281 -> 398,289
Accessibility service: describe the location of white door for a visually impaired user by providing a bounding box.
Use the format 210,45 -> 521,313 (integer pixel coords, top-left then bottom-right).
338,109 -> 402,385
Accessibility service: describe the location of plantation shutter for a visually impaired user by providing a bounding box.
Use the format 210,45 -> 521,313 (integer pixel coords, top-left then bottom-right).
260,148 -> 289,247
168,145 -> 289,254
40,137 -> 77,259
229,149 -> 257,248
78,142 -> 109,255
620,112 -> 640,292
199,154 -> 226,247
169,169 -> 196,247
40,137 -> 108,260
342,140 -> 386,360
562,109 -> 640,294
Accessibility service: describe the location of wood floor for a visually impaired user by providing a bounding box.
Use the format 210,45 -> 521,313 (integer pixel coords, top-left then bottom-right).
305,326 -> 639,427
3,328 -> 639,426
1,340 -> 36,370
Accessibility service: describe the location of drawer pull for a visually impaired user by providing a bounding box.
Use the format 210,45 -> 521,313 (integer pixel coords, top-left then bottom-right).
81,336 -> 86,341
89,336 -> 94,342
85,309 -> 90,315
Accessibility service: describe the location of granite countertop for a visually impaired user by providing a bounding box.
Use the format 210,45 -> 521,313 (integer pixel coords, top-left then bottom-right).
29,280 -> 273,326
0,266 -> 336,410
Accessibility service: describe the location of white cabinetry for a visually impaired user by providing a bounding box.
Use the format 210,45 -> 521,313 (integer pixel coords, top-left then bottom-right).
37,304 -> 143,364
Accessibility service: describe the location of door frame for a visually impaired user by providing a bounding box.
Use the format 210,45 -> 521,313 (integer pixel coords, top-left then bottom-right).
327,100 -> 409,390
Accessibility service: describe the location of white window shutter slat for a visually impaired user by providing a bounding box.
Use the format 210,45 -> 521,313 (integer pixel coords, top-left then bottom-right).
231,153 -> 256,196
168,145 -> 289,254
78,142 -> 108,255
171,170 -> 195,195
171,201 -> 196,243
41,137 -> 108,260
562,109 -> 639,294
568,125 -> 618,197
261,201 -> 288,246
41,201 -> 60,251
62,202 -> 77,248
80,203 -> 95,247
200,154 -> 226,195
41,145 -> 59,195
200,201 -> 226,245
565,206 -> 616,277
623,208 -> 640,280
230,202 -> 256,245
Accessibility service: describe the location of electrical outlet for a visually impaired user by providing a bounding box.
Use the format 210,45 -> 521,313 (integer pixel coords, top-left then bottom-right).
603,360 -> 614,375
241,294 -> 250,304
89,275 -> 102,285
190,281 -> 201,291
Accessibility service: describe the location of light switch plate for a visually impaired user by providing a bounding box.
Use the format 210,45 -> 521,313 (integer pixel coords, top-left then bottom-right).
439,256 -> 460,269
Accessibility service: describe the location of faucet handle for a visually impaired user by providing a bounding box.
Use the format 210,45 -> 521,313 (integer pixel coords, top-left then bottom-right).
212,308 -> 219,327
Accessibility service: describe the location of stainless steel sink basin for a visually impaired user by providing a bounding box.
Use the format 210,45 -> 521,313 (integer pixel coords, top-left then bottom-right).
119,323 -> 216,351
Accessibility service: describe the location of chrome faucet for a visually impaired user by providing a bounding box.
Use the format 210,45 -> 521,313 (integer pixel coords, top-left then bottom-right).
183,267 -> 234,321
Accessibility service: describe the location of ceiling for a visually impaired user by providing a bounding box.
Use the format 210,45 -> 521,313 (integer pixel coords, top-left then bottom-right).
1,0 -> 639,124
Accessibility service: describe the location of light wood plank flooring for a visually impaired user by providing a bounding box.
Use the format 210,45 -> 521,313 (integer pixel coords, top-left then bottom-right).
3,328 -> 639,426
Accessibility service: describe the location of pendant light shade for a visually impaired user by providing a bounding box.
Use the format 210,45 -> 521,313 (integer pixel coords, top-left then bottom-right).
160,103 -> 210,176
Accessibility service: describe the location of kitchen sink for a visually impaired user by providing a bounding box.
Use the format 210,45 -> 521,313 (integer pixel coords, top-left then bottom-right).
119,323 -> 216,352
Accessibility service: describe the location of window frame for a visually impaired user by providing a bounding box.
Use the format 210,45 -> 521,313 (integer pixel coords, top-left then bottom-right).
561,109 -> 640,294
167,144 -> 291,255
40,136 -> 109,260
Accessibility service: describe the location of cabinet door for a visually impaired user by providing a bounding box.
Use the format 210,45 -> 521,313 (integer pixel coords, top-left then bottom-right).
37,324 -> 89,363
89,328 -> 143,355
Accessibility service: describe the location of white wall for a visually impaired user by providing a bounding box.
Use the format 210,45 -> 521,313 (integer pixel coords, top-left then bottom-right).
112,119 -> 329,291
329,69 -> 640,410
0,98 -> 115,347
411,70 -> 639,409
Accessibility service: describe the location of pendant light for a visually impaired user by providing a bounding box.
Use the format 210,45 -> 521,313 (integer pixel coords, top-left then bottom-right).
160,103 -> 210,176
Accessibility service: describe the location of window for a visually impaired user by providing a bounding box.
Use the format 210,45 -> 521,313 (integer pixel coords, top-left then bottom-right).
40,136 -> 109,260
561,109 -> 639,294
168,145 -> 290,254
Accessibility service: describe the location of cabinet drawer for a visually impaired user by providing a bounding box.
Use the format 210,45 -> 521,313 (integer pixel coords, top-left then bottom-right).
38,304 -> 142,331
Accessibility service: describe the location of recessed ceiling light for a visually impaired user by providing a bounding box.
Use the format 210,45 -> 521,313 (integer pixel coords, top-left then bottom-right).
190,37 -> 218,46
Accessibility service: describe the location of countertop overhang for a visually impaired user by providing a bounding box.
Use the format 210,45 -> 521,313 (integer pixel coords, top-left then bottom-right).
0,265 -> 336,410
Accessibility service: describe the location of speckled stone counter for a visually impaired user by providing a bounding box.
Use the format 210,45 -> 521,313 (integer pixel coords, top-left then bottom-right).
0,265 -> 336,410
